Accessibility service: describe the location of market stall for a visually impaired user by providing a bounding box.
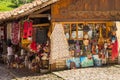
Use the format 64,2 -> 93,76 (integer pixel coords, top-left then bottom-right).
50,0 -> 120,70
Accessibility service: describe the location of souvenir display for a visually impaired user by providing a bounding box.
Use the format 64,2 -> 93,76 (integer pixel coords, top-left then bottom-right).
66,57 -> 80,69
71,24 -> 77,39
63,24 -> 70,39
93,55 -> 102,66
63,22 -> 118,69
98,26 -> 104,45
78,31 -> 83,38
78,23 -> 83,38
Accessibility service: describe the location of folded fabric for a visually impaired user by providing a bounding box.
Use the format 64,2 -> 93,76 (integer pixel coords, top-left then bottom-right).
66,57 -> 80,68
92,55 -> 102,66
80,56 -> 94,67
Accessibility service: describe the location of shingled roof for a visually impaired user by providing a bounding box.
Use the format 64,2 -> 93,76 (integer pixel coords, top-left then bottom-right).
0,0 -> 59,23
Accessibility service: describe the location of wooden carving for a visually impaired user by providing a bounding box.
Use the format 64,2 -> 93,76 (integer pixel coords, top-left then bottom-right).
51,0 -> 120,21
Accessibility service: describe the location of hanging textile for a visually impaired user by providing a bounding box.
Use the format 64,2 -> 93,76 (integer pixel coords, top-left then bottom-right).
7,23 -> 12,40
22,21 -> 33,47
49,23 -> 70,64
112,40 -> 118,61
32,28 -> 36,42
36,29 -> 47,44
23,21 -> 29,39
30,41 -> 37,52
11,22 -> 20,45
27,21 -> 33,38
0,26 -> 4,40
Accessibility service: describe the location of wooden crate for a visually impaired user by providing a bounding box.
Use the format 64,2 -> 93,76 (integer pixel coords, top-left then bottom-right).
50,59 -> 67,71
55,60 -> 66,70
50,63 -> 56,71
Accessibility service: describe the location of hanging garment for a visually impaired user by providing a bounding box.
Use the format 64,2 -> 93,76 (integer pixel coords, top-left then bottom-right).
88,30 -> 92,39
112,40 -> 118,61
30,41 -> 37,52
49,23 -> 70,64
0,27 -> 4,40
11,22 -> 20,45
27,21 -> 33,37
32,28 -> 36,41
23,21 -> 29,39
36,29 -> 47,44
7,23 -> 12,40
83,25 -> 90,32
75,41 -> 80,53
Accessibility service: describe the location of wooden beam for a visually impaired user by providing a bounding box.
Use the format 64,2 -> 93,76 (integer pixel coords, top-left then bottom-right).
33,23 -> 50,27
29,14 -> 50,18
33,5 -> 51,14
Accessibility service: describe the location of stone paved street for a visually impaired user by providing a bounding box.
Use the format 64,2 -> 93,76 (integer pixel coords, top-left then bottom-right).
0,64 -> 63,80
53,65 -> 120,80
0,65 -> 15,80
14,74 -> 64,80
1,63 -> 120,80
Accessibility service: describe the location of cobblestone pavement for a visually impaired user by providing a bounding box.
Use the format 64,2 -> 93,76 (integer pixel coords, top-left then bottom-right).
1,63 -> 120,80
13,74 -> 64,80
0,64 -> 63,80
53,65 -> 120,80
0,64 -> 15,80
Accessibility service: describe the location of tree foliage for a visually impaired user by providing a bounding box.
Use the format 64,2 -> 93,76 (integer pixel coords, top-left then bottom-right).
11,0 -> 34,7
0,0 -> 34,11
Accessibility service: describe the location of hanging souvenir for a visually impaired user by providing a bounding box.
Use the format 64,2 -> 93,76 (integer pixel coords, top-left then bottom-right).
83,25 -> 90,32
71,24 -> 77,39
23,21 -> 29,39
65,33 -> 69,39
96,45 -> 99,54
75,41 -> 80,57
7,23 -> 12,40
64,24 -> 70,39
92,55 -> 102,66
88,30 -> 92,39
78,31 -> 83,38
27,21 -> 33,40
11,22 -> 20,45
110,31 -> 116,43
75,41 -> 80,53
0,27 -> 4,40
111,35 -> 116,43
30,41 -> 37,52
98,26 -> 104,45
92,45 -> 96,54
83,33 -> 89,46
111,24 -> 117,31
111,40 -> 118,61
102,24 -> 106,38
78,24 -> 83,38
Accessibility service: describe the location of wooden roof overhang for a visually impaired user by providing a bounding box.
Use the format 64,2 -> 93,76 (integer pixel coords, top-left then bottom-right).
0,0 -> 59,25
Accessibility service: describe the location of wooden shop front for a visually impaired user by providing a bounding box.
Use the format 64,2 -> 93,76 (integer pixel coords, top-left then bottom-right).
50,0 -> 120,70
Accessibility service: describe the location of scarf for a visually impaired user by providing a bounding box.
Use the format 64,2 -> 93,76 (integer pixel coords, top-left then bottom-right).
112,40 -> 118,61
